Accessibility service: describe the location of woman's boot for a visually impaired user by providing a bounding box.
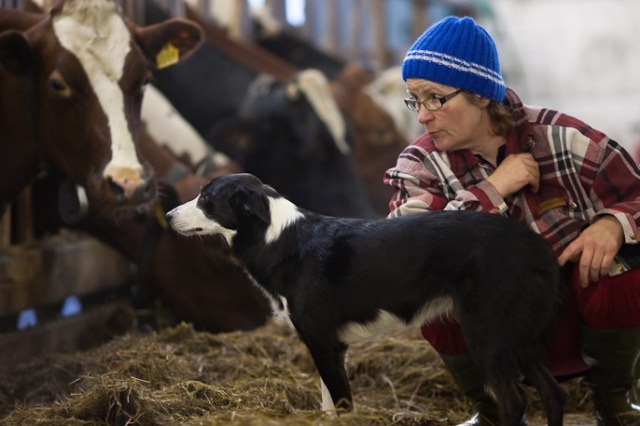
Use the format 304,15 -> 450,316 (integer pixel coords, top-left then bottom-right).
581,326 -> 640,426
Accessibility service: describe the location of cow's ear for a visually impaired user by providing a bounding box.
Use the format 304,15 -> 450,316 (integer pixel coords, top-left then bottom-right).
0,30 -> 34,75
133,19 -> 203,69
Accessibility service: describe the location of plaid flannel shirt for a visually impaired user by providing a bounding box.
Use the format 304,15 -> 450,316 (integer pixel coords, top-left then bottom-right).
385,88 -> 640,274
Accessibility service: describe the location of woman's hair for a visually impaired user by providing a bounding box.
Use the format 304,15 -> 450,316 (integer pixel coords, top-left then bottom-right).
463,91 -> 514,137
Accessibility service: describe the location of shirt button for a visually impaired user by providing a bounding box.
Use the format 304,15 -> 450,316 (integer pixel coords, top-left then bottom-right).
569,202 -> 578,210
629,233 -> 636,241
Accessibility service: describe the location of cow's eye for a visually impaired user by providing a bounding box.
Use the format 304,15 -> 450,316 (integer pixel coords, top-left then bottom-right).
49,79 -> 65,91
47,71 -> 72,98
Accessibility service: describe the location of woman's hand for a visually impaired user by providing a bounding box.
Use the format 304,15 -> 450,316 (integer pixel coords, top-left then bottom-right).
487,153 -> 540,197
558,215 -> 624,287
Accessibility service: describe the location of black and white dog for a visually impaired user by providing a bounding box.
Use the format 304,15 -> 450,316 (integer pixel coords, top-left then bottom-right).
167,173 -> 566,426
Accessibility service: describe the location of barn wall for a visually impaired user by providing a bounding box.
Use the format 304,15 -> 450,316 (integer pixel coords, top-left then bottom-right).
231,0 -> 640,153
491,0 -> 640,152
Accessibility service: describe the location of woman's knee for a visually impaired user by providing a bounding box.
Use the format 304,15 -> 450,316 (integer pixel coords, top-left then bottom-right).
573,266 -> 640,329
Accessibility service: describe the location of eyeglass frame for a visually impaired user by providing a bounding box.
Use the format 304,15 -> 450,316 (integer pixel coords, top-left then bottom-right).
404,88 -> 464,112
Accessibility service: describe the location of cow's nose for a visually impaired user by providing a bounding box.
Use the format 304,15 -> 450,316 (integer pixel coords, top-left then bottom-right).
107,170 -> 155,203
108,175 -> 143,199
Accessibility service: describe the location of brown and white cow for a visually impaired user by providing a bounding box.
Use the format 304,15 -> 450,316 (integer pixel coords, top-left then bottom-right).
0,0 -> 203,219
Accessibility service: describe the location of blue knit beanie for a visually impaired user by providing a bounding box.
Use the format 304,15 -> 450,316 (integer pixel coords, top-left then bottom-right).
402,16 -> 506,103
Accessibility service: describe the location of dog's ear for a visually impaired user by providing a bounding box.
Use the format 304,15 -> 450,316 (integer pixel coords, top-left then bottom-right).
229,188 -> 271,224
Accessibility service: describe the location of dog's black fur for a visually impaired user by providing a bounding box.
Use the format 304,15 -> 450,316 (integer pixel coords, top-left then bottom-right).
167,173 -> 567,426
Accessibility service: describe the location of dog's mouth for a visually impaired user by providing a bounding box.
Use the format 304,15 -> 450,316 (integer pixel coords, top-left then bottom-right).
172,227 -> 206,237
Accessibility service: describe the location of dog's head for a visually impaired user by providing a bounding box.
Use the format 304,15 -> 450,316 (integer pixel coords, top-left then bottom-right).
166,173 -> 274,245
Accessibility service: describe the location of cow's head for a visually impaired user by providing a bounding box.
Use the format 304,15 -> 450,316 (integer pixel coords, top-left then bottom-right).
330,64 -> 410,215
0,0 -> 203,219
208,69 -> 377,219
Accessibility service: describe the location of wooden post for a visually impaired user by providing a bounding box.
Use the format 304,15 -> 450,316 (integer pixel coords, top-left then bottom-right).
227,0 -> 252,40
350,0 -> 362,63
411,0 -> 429,42
0,208 -> 10,249
370,0 -> 387,71
325,0 -> 339,56
168,0 -> 185,18
268,0 -> 287,27
121,0 -> 143,24
197,0 -> 210,19
15,187 -> 33,243
302,0 -> 316,40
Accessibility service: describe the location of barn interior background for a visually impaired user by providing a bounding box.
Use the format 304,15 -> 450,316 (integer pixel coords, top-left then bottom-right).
172,0 -> 640,152
0,0 -> 638,424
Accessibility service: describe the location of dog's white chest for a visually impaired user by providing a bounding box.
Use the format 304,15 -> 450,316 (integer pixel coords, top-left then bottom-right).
264,295 -> 294,329
274,296 -> 292,323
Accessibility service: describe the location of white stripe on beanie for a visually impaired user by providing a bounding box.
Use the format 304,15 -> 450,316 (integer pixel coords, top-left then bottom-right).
405,49 -> 505,88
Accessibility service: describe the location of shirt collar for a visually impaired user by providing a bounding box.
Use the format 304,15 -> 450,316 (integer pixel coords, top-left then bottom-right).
504,88 -> 535,154
426,87 -> 534,174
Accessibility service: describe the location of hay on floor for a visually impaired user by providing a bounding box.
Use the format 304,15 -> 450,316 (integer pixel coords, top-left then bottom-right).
0,319 -> 595,425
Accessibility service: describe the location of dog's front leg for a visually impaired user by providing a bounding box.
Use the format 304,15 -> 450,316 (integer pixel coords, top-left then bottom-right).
320,378 -> 336,413
306,342 -> 353,413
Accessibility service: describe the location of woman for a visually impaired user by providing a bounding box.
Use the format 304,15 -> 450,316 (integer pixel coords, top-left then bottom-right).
385,16 -> 640,426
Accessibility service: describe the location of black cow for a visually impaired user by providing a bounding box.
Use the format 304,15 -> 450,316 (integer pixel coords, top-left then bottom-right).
143,1 -> 376,218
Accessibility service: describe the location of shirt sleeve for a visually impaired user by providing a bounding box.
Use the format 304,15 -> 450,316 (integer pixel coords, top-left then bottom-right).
588,140 -> 640,245
384,144 -> 508,217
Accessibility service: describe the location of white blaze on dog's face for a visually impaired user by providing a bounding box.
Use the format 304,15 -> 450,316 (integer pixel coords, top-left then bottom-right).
167,195 -> 237,244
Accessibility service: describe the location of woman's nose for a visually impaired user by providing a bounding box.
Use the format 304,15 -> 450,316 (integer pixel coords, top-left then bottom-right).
418,107 -> 435,125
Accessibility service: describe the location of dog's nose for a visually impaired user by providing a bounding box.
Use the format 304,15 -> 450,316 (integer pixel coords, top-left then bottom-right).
165,208 -> 177,221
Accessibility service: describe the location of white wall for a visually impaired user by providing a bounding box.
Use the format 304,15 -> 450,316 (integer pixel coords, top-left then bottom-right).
488,0 -> 640,152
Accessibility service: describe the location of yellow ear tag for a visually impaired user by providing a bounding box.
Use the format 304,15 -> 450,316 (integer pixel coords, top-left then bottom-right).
156,42 -> 180,69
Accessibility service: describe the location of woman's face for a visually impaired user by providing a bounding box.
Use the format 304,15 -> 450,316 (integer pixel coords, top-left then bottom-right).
405,79 -> 489,153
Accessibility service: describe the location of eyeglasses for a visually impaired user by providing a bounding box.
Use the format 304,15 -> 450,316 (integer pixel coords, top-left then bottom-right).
404,89 -> 464,112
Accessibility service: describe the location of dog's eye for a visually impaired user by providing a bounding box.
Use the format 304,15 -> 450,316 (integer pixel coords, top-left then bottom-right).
197,196 -> 213,213
197,196 -> 208,208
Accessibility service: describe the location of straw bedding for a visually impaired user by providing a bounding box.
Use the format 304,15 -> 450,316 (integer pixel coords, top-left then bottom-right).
0,319 -> 595,425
